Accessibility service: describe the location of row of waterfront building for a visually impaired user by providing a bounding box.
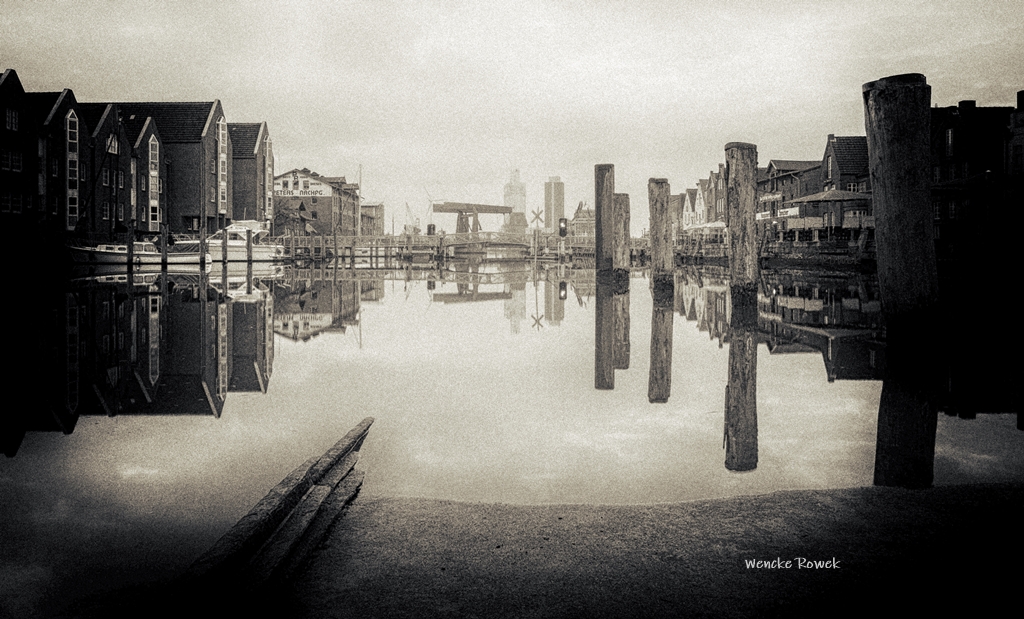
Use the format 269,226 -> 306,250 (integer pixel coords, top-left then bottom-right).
0,68 -> 387,259
674,89 -> 1024,248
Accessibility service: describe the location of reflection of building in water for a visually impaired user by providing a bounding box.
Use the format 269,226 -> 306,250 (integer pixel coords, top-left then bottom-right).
544,280 -> 565,326
2,289 -> 81,456
505,282 -> 526,334
229,290 -> 274,393
274,279 -> 360,341
676,270 -> 730,346
360,279 -> 385,303
676,267 -> 887,382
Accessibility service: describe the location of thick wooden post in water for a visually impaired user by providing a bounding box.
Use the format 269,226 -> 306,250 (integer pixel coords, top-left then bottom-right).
863,73 -> 940,488
222,226 -> 229,264
613,193 -> 630,273
725,142 -> 758,288
246,228 -> 253,263
649,178 -> 672,276
595,164 -> 615,272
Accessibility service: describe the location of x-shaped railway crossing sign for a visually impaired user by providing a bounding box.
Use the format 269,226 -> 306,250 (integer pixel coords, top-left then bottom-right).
531,313 -> 544,330
530,210 -> 544,225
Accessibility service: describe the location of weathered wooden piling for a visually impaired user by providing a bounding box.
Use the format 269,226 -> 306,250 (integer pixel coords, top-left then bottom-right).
595,276 -> 615,389
725,143 -> 758,288
648,177 -> 673,276
613,193 -> 631,273
863,73 -> 941,488
595,164 -> 615,272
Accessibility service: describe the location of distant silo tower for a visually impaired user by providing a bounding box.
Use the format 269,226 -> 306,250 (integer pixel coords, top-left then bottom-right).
503,169 -> 528,232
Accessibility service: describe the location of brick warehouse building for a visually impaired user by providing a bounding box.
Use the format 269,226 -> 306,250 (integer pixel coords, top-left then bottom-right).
229,122 -> 274,225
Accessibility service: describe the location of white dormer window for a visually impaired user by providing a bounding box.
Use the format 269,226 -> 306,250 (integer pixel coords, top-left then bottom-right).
106,133 -> 119,154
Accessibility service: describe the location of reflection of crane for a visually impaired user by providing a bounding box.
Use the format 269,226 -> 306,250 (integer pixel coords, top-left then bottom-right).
403,202 -> 421,235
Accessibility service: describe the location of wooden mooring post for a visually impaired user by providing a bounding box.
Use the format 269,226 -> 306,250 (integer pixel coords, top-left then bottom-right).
647,178 -> 674,403
863,73 -> 940,489
723,142 -> 760,471
595,164 -> 615,273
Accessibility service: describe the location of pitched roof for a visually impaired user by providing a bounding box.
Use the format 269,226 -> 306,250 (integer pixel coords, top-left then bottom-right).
110,102 -> 218,142
228,122 -> 264,157
23,91 -> 64,125
768,160 -> 819,175
830,136 -> 869,176
788,189 -> 871,203
77,102 -> 114,137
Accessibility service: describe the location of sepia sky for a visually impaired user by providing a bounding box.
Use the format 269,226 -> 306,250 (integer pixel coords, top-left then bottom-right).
4,0 -> 1022,233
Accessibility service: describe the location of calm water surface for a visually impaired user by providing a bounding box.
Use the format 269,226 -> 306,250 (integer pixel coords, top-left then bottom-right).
1,263 -> 1021,616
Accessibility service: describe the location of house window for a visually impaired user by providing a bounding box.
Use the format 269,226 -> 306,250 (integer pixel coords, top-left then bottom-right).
281,180 -> 289,190
5,108 -> 17,131
118,202 -> 124,221
946,129 -> 954,156
103,201 -> 110,220
0,150 -> 8,170
846,182 -> 857,192
12,194 -> 21,214
217,117 -> 227,213
66,110 -> 79,229
948,201 -> 957,220
303,180 -> 310,190
106,133 -> 118,154
1,193 -> 9,212
118,170 -> 124,188
103,167 -> 109,186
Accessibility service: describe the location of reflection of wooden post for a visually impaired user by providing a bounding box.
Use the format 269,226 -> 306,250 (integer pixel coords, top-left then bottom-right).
725,142 -> 758,287
873,379 -> 938,488
864,73 -> 940,488
613,193 -> 630,273
595,164 -> 615,272
724,326 -> 758,471
613,289 -> 630,370
595,276 -> 615,389
648,288 -> 673,403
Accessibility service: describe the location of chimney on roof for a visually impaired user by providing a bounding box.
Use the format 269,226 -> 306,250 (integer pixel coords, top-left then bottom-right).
1017,90 -> 1023,110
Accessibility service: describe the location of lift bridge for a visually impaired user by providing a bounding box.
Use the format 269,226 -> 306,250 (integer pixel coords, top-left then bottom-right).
431,202 -> 513,234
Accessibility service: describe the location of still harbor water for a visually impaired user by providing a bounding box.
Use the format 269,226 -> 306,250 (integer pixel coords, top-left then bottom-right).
2,260 -> 1022,616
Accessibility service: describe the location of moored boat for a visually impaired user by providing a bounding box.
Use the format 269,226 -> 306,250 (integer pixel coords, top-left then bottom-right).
173,223 -> 286,261
69,242 -> 209,265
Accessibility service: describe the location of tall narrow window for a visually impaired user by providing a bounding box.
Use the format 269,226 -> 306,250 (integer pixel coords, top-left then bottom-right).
6,108 -> 17,131
826,155 -> 832,180
148,136 -> 160,232
217,117 -> 227,214
946,129 -> 954,156
66,110 -> 79,230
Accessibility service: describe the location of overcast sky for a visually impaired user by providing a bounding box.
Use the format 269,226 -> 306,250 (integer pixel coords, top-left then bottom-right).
4,0 -> 1022,234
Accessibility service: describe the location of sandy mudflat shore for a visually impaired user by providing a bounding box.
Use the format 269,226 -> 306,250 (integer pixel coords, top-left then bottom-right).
72,483 -> 1022,619
278,484 -> 1020,618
